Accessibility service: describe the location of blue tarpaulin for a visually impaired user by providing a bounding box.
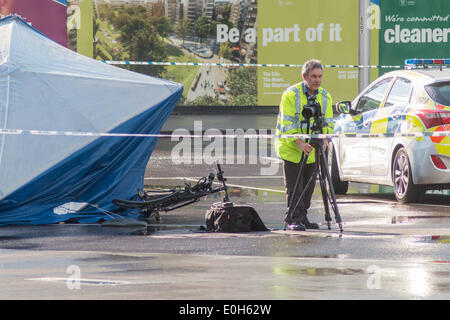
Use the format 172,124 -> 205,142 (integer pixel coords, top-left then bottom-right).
0,16 -> 183,225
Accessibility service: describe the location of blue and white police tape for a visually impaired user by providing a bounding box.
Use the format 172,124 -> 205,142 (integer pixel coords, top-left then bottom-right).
103,61 -> 403,69
1,128 -> 449,139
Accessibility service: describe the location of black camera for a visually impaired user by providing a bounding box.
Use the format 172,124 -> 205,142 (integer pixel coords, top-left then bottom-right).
302,95 -> 322,120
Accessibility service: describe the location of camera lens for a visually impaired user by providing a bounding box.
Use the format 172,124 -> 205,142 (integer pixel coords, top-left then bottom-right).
302,106 -> 314,119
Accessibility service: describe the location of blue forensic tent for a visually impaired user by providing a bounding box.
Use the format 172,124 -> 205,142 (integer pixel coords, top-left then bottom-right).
0,16 -> 183,225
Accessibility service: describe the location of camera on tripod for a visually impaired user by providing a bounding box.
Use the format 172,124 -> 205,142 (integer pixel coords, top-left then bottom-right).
302,95 -> 322,121
301,95 -> 327,134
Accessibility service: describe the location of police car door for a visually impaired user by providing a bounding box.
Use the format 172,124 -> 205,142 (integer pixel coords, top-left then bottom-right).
341,77 -> 393,177
370,77 -> 413,177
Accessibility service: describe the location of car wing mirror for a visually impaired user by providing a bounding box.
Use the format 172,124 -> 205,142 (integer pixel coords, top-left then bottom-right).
335,101 -> 352,114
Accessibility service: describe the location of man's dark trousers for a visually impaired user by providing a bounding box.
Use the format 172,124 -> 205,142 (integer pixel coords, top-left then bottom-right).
282,159 -> 316,224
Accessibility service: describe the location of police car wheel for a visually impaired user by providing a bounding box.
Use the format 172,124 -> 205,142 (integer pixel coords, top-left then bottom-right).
331,144 -> 348,195
392,148 -> 421,203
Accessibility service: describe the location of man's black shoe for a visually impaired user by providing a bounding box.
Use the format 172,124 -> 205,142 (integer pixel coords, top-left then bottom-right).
287,222 -> 306,231
303,216 -> 320,229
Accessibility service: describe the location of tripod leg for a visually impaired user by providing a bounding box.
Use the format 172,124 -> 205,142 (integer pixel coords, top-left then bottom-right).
319,144 -> 343,232
317,156 -> 332,229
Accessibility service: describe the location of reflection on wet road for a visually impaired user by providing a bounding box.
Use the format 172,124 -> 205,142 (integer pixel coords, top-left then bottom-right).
0,137 -> 449,299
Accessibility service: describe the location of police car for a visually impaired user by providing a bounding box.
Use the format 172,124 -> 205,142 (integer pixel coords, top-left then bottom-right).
331,59 -> 450,203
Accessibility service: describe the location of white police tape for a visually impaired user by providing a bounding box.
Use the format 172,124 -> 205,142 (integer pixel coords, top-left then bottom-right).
103,61 -> 403,69
1,128 -> 449,139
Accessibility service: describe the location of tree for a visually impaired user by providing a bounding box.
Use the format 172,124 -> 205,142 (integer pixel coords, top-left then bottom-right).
149,16 -> 172,39
190,95 -> 220,106
227,67 -> 257,106
175,19 -> 192,44
118,15 -> 167,77
112,6 -> 146,30
194,16 -> 212,43
231,93 -> 257,106
219,42 -> 232,60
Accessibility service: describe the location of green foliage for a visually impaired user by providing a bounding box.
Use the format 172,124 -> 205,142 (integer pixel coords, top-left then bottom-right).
194,16 -> 212,43
113,8 -> 168,77
219,42 -> 232,59
227,67 -> 257,106
149,16 -> 172,38
161,44 -> 199,99
175,19 -> 193,44
231,93 -> 257,106
190,95 -> 220,106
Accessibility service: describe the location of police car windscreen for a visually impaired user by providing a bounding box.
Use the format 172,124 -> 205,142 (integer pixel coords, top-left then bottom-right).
425,82 -> 450,106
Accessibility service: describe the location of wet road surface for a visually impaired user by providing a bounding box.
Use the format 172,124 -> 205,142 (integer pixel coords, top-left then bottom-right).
1,137 -> 449,300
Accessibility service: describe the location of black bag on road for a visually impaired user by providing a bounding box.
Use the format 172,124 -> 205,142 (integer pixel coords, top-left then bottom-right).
205,202 -> 269,233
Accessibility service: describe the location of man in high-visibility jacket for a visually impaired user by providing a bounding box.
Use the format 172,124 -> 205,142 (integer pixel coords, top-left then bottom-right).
275,59 -> 334,231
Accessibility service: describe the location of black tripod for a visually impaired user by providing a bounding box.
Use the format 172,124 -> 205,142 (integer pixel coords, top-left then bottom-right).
284,125 -> 343,232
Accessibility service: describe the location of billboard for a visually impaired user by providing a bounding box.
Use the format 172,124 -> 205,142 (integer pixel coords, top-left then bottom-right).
92,0 -> 362,106
257,0 -> 360,105
379,0 -> 450,75
67,0 -> 93,57
8,0 -> 446,107
0,0 -> 67,46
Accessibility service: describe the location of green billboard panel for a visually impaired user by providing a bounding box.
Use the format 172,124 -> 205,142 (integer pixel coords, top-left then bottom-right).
257,0 -> 360,105
379,0 -> 450,74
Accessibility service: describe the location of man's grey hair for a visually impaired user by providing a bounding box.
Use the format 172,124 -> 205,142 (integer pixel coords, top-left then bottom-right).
302,59 -> 322,77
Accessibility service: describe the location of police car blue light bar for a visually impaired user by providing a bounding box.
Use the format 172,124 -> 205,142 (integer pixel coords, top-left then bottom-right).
405,58 -> 450,66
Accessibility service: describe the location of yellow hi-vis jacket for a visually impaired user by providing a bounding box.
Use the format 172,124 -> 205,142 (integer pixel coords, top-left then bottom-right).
275,82 -> 334,164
